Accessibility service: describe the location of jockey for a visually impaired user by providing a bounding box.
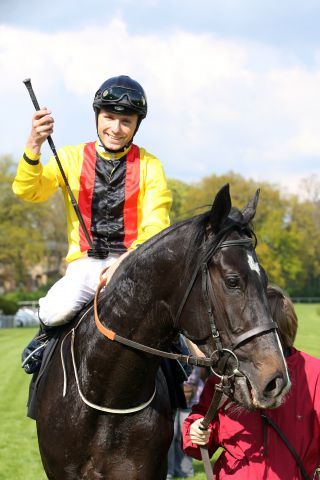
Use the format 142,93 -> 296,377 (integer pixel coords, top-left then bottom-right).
12,75 -> 172,373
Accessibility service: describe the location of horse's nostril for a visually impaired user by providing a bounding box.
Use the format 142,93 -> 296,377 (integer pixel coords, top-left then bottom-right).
264,375 -> 284,398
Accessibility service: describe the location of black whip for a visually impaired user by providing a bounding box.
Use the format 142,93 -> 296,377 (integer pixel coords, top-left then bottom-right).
23,78 -> 93,249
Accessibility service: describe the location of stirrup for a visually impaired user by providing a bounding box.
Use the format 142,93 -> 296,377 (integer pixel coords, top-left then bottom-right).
21,337 -> 49,374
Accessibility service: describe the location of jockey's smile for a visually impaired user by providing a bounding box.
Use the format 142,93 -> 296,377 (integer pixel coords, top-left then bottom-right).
98,109 -> 138,151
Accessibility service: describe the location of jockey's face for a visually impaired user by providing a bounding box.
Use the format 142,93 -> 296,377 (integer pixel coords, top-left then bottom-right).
98,109 -> 138,150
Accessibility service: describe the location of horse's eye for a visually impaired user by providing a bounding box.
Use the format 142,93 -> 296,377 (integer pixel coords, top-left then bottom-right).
225,275 -> 240,288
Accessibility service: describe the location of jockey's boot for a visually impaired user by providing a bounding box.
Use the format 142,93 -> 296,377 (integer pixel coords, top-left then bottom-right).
21,324 -> 55,374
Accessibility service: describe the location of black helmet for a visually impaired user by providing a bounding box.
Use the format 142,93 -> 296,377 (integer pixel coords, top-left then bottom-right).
93,75 -> 147,118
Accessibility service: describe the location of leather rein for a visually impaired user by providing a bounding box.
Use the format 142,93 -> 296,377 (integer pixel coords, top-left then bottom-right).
66,232 -> 310,480
69,233 -> 277,477
92,237 -> 276,415
94,237 -> 276,372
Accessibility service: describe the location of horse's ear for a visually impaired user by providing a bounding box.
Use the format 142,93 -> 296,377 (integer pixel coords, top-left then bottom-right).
209,184 -> 232,233
242,189 -> 260,224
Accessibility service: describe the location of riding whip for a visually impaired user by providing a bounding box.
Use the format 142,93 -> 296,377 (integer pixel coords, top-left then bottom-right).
23,78 -> 93,249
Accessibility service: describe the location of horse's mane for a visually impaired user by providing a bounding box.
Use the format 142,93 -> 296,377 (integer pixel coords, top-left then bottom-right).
106,204 -> 256,296
128,212 -> 208,269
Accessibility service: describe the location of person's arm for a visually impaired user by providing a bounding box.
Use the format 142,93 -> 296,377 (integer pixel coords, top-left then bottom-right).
182,377 -> 219,460
12,108 -> 60,202
183,366 -> 201,404
129,152 -> 172,249
183,382 -> 197,404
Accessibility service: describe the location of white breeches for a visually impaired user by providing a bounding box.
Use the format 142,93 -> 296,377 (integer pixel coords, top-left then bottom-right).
39,255 -> 119,326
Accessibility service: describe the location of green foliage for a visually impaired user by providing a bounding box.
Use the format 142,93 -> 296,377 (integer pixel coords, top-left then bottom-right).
0,154 -> 67,291
167,178 -> 192,223
0,156 -> 45,286
286,198 -> 320,296
0,297 -> 19,314
1,153 -> 319,297
168,172 -> 320,296
1,283 -> 53,303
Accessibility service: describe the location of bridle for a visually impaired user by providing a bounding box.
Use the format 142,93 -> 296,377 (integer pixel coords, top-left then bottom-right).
63,230 -> 278,477
174,236 -> 277,367
178,235 -> 276,480
92,234 -> 277,398
61,229 -> 276,426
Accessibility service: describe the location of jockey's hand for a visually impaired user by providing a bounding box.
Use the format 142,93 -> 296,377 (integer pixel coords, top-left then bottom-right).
190,418 -> 211,446
26,107 -> 54,155
104,251 -> 131,282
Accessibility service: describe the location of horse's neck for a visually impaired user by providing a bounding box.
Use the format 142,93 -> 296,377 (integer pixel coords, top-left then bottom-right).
76,228 -> 194,398
103,233 -> 190,346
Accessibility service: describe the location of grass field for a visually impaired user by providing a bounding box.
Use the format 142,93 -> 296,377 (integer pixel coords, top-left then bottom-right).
0,303 -> 319,480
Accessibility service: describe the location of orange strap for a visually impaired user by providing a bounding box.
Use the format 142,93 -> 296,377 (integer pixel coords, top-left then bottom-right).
94,267 -> 116,341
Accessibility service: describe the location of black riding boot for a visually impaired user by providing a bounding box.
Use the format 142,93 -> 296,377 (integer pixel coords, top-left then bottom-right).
21,325 -> 55,374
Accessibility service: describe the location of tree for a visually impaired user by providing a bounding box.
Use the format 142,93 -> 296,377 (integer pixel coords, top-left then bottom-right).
0,155 -> 45,288
167,178 -> 191,223
0,155 -> 67,290
288,195 -> 320,296
170,171 -> 312,293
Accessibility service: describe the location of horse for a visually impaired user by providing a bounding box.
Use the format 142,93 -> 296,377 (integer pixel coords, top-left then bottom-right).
34,184 -> 290,479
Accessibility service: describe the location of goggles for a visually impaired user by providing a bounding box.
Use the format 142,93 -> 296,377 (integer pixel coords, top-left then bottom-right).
101,86 -> 146,109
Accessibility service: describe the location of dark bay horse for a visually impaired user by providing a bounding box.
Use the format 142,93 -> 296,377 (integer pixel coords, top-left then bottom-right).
35,184 -> 290,479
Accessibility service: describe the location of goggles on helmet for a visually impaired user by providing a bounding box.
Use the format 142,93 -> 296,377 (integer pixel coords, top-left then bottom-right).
99,86 -> 146,110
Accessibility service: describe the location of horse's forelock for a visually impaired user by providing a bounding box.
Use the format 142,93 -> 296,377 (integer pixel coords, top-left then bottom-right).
228,207 -> 244,224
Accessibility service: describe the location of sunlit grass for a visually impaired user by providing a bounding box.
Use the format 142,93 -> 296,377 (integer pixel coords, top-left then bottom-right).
0,303 -> 319,479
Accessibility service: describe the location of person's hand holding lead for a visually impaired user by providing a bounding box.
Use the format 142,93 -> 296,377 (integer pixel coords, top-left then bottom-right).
189,418 -> 212,445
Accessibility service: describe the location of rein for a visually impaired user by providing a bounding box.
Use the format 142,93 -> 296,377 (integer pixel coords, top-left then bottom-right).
93,237 -> 275,369
70,232 -> 278,478
93,269 -> 216,368
92,236 -> 275,412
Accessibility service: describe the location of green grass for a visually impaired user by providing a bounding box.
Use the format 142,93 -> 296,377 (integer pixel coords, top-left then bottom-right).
0,304 -> 319,479
0,328 -> 46,480
293,303 -> 320,357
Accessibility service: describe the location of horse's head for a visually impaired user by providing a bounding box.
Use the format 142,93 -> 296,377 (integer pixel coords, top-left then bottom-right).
179,184 -> 290,410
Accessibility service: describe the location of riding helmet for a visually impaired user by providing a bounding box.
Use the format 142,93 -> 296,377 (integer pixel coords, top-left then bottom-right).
93,75 -> 148,119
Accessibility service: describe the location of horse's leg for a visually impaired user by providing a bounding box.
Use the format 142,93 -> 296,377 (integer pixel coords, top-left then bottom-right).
80,376 -> 173,480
